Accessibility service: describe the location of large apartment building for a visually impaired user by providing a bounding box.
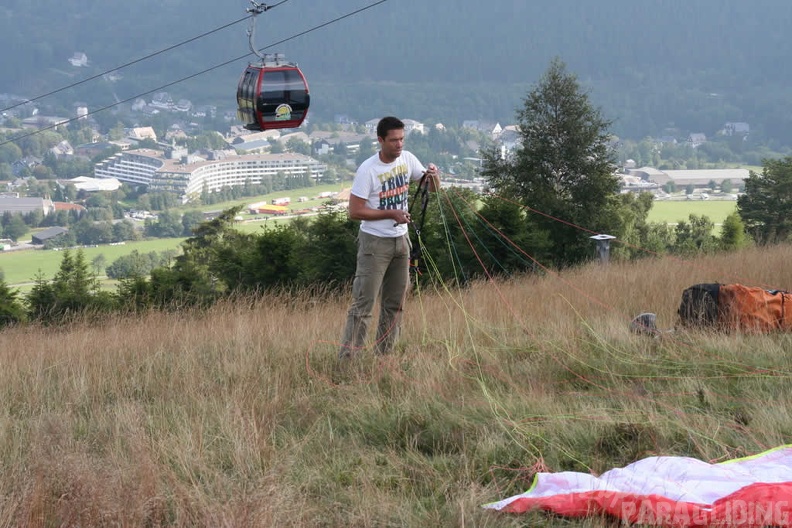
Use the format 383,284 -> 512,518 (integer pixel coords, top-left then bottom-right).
94,148 -> 327,202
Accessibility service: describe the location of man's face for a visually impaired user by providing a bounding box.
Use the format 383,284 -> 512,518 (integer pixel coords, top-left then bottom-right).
378,128 -> 405,163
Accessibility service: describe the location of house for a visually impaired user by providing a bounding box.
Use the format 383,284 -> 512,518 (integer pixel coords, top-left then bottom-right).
191,105 -> 216,119
150,92 -> 173,110
365,117 -> 426,134
174,99 -> 193,113
402,119 -> 426,135
103,71 -> 122,82
312,139 -> 332,156
68,52 -> 88,67
364,119 -> 379,134
661,169 -> 749,188
497,127 -> 521,153
629,168 -> 749,189
127,126 -> 157,143
230,129 -> 281,153
53,202 -> 87,214
722,122 -> 750,136
628,167 -> 668,183
0,197 -> 55,216
11,157 -> 42,177
687,133 -> 707,148
74,142 -> 117,159
49,140 -> 74,158
21,115 -> 70,129
32,226 -> 68,245
131,98 -> 147,112
165,125 -> 189,142
308,131 -> 374,156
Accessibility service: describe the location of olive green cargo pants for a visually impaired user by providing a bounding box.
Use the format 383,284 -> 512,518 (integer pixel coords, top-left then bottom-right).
339,231 -> 411,358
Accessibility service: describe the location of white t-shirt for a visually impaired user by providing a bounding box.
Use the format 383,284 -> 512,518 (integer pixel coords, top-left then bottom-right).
351,150 -> 426,238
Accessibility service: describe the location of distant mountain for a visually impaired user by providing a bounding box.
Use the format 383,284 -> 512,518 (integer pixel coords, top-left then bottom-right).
3,0 -> 792,141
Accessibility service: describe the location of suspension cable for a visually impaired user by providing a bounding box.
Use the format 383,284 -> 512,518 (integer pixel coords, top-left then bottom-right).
0,0 -> 390,148
0,16 -> 251,115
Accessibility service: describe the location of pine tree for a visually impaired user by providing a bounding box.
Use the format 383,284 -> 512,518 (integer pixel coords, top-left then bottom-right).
482,58 -> 620,267
0,278 -> 26,327
737,157 -> 792,244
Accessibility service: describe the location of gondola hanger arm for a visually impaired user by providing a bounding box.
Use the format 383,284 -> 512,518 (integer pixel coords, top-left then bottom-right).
246,1 -> 272,16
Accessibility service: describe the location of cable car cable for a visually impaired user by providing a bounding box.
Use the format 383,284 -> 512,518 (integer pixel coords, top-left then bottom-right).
0,16 -> 252,115
0,0 -> 390,148
248,0 -> 388,58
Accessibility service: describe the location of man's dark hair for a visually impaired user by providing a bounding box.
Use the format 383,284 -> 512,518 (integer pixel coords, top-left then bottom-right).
377,116 -> 404,140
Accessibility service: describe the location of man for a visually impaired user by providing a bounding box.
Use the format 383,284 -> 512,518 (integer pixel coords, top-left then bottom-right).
339,116 -> 440,358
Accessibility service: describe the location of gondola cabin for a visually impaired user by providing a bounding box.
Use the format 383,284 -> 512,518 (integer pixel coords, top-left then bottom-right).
236,59 -> 310,131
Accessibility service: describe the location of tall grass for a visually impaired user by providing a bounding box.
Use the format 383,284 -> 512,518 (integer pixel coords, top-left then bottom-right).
1,245 -> 792,526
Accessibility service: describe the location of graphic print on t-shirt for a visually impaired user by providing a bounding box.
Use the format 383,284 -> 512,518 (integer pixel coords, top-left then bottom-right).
377,163 -> 409,210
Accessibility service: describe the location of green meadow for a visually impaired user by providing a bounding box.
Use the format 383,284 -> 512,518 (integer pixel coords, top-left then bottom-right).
0,238 -> 186,287
0,191 -> 738,289
0,183 -> 353,288
646,198 -> 738,225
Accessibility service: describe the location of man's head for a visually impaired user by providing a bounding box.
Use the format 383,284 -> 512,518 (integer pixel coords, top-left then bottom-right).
376,116 -> 404,140
376,116 -> 405,163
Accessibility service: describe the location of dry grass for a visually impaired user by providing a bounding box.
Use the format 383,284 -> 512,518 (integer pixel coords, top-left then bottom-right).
1,245 -> 792,526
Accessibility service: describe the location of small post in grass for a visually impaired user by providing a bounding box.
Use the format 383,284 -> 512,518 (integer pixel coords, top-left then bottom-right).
590,234 -> 616,265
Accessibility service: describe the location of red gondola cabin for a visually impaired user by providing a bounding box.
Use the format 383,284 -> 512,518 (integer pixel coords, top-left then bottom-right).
236,62 -> 310,131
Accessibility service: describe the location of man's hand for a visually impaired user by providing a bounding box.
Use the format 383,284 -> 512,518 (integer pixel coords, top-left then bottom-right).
393,209 -> 411,225
425,163 -> 440,191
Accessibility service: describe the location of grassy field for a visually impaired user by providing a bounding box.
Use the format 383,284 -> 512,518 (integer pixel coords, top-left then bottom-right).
0,186 -> 739,292
646,198 -> 738,225
0,182 -> 353,288
0,244 -> 791,525
0,238 -> 186,287
180,182 -> 350,214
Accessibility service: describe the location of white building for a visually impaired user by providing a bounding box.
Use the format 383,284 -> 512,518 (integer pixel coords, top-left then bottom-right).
65,176 -> 122,192
95,149 -> 326,202
0,197 -> 55,216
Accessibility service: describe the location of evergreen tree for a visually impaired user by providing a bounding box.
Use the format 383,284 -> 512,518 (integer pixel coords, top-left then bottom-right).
3,215 -> 28,241
0,278 -> 26,327
294,211 -> 358,286
481,58 -> 619,267
176,207 -> 255,293
673,214 -> 718,255
27,249 -> 111,323
719,212 -> 749,251
737,157 -> 792,244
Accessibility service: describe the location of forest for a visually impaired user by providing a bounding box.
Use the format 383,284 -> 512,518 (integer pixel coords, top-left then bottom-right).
3,1 -> 792,146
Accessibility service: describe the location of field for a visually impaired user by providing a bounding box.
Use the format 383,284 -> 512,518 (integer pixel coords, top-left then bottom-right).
0,238 -> 187,287
0,189 -> 740,292
0,182 -> 352,288
646,198 -> 738,225
179,182 -> 350,215
0,244 -> 791,525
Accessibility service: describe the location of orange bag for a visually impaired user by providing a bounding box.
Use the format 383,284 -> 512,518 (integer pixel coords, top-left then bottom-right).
718,284 -> 792,332
678,283 -> 792,332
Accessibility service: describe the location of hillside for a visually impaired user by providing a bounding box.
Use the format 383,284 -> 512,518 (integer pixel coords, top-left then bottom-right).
3,1 -> 792,141
1,243 -> 791,525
